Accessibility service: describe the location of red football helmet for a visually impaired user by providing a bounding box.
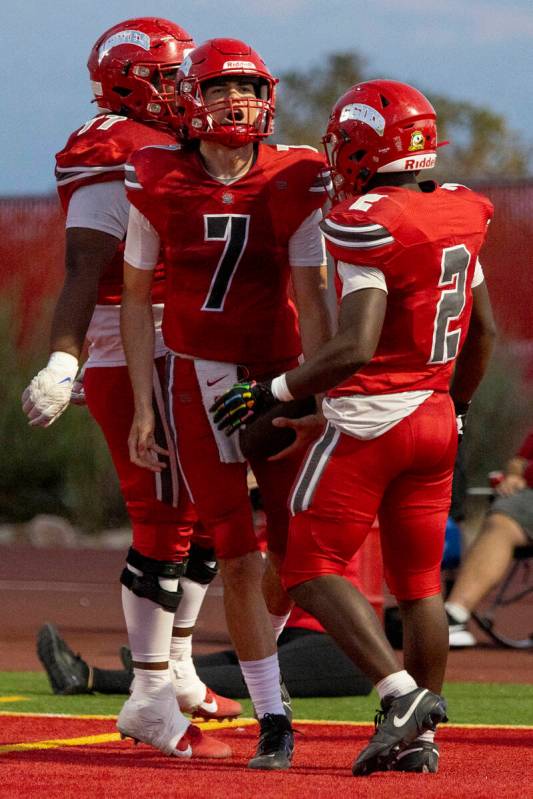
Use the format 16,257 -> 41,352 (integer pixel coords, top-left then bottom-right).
323,79 -> 438,198
87,18 -> 195,125
176,38 -> 277,148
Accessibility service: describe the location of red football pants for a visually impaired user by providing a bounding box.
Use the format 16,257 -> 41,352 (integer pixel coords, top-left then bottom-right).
282,392 -> 457,600
84,359 -> 198,561
167,356 -> 303,560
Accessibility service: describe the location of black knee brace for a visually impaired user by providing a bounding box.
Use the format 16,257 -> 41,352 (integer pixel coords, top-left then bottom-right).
183,543 -> 218,585
120,547 -> 185,612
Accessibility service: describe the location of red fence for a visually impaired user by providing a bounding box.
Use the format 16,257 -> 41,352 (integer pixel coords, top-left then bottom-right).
1,182 -> 532,347
0,197 -> 64,348
473,180 -> 533,341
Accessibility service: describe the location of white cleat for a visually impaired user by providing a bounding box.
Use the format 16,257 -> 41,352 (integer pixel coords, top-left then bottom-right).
169,658 -> 242,720
117,681 -> 232,758
117,682 -> 189,756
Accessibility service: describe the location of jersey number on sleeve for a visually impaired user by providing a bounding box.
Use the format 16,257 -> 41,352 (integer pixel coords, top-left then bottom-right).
77,115 -> 128,136
202,214 -> 250,312
429,244 -> 471,364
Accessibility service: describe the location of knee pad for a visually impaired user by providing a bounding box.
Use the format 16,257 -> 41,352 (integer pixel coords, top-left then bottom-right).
120,547 -> 185,612
184,542 -> 218,585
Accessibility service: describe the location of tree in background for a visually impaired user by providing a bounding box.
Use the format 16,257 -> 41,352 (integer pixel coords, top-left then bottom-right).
275,51 -> 532,179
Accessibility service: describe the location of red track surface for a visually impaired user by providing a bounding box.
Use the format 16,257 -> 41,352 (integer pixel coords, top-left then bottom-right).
1,716 -> 531,799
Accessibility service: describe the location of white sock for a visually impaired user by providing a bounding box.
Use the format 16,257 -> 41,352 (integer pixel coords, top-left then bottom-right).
169,634 -> 206,707
445,601 -> 470,623
417,729 -> 436,743
121,581 -> 175,662
240,654 -> 284,718
269,612 -> 291,642
130,667 -> 172,699
174,577 -> 209,628
375,669 -> 418,701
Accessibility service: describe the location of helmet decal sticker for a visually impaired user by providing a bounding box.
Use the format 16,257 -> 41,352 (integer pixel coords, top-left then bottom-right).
339,104 -> 385,136
408,130 -> 425,151
98,30 -> 151,63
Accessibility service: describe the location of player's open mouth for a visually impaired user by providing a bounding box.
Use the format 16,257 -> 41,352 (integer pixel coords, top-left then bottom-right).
221,109 -> 245,124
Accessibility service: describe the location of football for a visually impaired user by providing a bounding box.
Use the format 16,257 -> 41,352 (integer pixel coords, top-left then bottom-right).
239,396 -> 317,460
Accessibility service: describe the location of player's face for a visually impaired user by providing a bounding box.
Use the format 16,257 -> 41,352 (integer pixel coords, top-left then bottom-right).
203,79 -> 260,126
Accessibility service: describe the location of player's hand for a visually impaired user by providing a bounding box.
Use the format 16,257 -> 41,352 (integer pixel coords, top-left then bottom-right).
21,352 -> 79,427
453,399 -> 470,443
70,364 -> 87,406
268,413 -> 326,461
210,380 -> 277,436
495,474 -> 527,497
128,408 -> 169,472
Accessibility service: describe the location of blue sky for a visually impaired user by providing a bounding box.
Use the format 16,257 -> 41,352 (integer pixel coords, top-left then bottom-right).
4,0 -> 533,195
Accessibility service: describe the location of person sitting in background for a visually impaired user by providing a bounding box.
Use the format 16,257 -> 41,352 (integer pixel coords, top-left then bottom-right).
446,428 -> 533,646
37,543 -> 373,700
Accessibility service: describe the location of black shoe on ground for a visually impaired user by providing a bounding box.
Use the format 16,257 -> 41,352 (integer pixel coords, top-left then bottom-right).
393,740 -> 440,773
36,623 -> 92,695
280,678 -> 293,724
248,713 -> 294,770
353,688 -> 447,776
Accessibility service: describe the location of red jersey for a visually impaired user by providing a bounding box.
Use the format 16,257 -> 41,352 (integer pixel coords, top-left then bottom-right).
55,114 -> 175,305
126,143 -> 329,370
321,182 -> 493,396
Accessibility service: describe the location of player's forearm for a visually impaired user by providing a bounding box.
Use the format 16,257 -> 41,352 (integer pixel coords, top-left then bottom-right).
281,329 -> 371,399
283,287 -> 385,399
49,271 -> 99,359
120,291 -> 155,413
50,228 -> 121,360
450,322 -> 495,404
298,299 -> 335,362
451,281 -> 496,404
292,265 -> 335,361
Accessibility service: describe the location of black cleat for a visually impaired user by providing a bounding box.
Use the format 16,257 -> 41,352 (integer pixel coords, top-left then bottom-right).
36,623 -> 93,695
353,688 -> 447,776
393,740 -> 440,773
280,678 -> 293,724
248,713 -> 294,770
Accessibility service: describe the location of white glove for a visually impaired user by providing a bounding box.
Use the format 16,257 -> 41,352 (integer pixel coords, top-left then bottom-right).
70,362 -> 87,406
21,351 -> 79,427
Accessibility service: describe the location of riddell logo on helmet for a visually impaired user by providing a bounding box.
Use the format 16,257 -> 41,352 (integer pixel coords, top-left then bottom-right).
404,155 -> 436,169
223,60 -> 257,71
379,153 -> 436,173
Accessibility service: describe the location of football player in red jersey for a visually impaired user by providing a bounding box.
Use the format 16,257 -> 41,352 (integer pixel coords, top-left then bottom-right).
121,38 -> 333,769
212,80 -> 497,775
21,18 -> 238,759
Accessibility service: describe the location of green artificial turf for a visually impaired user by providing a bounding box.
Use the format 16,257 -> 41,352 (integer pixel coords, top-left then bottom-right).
1,672 -> 531,726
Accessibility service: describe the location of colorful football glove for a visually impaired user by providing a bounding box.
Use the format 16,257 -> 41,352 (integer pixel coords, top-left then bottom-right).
210,380 -> 277,435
